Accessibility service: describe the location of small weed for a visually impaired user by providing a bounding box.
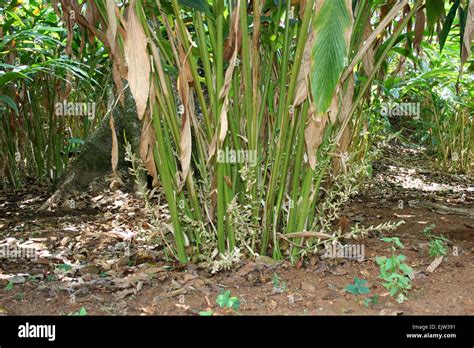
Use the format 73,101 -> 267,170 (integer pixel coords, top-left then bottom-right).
4,281 -> 14,291
345,277 -> 372,305
363,295 -> 379,307
428,237 -> 448,257
216,290 -> 240,311
272,273 -> 287,293
422,224 -> 436,237
422,224 -> 449,257
69,307 -> 88,316
345,277 -> 370,295
376,237 -> 413,303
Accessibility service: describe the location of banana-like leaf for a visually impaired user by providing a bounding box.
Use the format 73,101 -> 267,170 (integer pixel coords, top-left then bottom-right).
178,0 -> 213,18
439,0 -> 460,53
310,0 -> 351,114
426,0 -> 445,32
0,71 -> 31,87
0,95 -> 19,115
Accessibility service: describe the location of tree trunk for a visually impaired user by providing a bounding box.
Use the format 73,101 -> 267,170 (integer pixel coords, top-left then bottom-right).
38,86 -> 141,211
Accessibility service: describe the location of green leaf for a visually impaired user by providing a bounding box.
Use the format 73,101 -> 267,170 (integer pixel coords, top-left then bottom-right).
310,0 -> 351,113
345,277 -> 370,295
426,0 -> 445,32
419,68 -> 456,79
394,238 -> 404,249
0,95 -> 19,115
396,254 -> 406,263
375,256 -> 386,265
178,0 -> 213,18
70,307 -> 88,316
199,311 -> 213,316
5,281 -> 14,291
380,237 -> 404,249
364,295 -> 379,307
229,297 -> 241,310
399,263 -> 413,276
56,264 -> 72,272
439,0 -> 460,52
0,71 -> 31,87
216,290 -> 231,308
385,257 -> 394,271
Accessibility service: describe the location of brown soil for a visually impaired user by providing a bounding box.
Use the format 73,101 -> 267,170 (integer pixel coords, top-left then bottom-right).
0,142 -> 473,316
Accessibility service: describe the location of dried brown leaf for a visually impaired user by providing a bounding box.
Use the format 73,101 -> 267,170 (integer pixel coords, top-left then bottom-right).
106,0 -> 118,54
110,115 -> 119,174
305,109 -> 328,170
462,0 -> 474,65
414,8 -> 425,54
177,45 -> 193,185
125,0 -> 150,119
140,113 -> 159,187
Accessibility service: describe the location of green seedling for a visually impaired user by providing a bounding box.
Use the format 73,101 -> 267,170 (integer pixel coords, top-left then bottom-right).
376,237 -> 413,304
216,290 -> 240,311
422,224 -> 449,257
345,277 -> 370,295
198,310 -> 213,316
422,224 -> 436,237
4,281 -> 14,291
363,295 -> 379,307
69,307 -> 87,316
345,277 -> 372,305
428,237 -> 448,257
272,273 -> 287,293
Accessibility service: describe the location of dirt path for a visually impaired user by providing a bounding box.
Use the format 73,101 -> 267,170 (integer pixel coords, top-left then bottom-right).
0,142 -> 473,315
